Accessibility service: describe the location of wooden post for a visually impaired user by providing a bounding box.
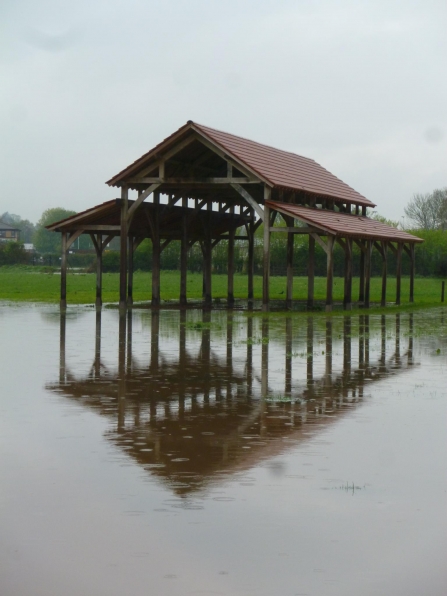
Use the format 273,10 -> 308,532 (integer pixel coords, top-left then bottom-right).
227,217 -> 235,306
247,216 -> 254,302
306,316 -> 314,387
126,309 -> 133,373
118,312 -> 126,432
262,189 -> 271,310
359,314 -> 365,369
94,309 -> 101,378
59,311 -> 66,384
325,318 -> 332,382
60,231 -> 67,310
119,186 -> 128,310
408,312 -> 414,364
204,216 -> 212,306
95,234 -> 103,309
380,314 -> 386,366
180,213 -> 188,306
359,241 -> 365,304
261,317 -> 269,397
364,240 -> 372,308
151,191 -> 160,307
343,316 -> 351,377
381,241 -> 388,307
396,243 -> 403,305
325,236 -> 335,312
127,235 -> 134,306
246,316 -> 253,398
307,234 -> 315,308
343,237 -> 353,310
150,310 -> 160,374
286,215 -> 294,309
409,243 -> 415,303
285,317 -> 292,395
395,313 -> 401,363
226,311 -> 233,375
365,315 -> 370,370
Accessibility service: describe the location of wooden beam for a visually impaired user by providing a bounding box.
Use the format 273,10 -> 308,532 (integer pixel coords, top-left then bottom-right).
396,243 -> 403,305
231,183 -> 265,221
359,240 -> 365,303
129,177 -> 258,185
127,236 -> 134,306
90,233 -> 100,254
203,215 -> 212,306
388,242 -> 398,256
409,243 -> 415,303
127,183 -> 161,221
180,214 -> 188,305
262,188 -> 271,309
133,235 -> 146,251
60,231 -> 67,309
189,130 -> 265,183
160,239 -> 172,253
247,217 -> 254,301
285,215 -> 294,309
101,234 -> 116,251
151,191 -> 161,307
307,235 -> 315,308
228,217 -> 235,306
66,229 -> 83,250
119,186 -> 128,310
326,236 -> 335,312
269,226 -> 315,234
343,237 -> 353,310
312,233 -> 330,254
364,240 -> 372,308
380,241 -> 388,307
134,134 -> 197,179
95,234 -> 103,308
70,225 -> 121,231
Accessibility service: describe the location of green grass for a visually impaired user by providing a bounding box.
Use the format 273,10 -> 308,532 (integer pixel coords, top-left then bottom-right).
0,266 -> 445,308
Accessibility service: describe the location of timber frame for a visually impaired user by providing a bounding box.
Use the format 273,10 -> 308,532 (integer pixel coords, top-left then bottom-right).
47,120 -> 423,311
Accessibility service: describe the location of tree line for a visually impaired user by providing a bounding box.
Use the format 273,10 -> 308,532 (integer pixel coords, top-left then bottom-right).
1,188 -> 446,276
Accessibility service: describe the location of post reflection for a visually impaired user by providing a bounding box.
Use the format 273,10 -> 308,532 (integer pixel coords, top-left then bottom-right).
50,310 -> 417,495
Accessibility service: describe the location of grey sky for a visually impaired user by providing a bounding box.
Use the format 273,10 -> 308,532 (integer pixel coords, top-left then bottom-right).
1,0 -> 446,224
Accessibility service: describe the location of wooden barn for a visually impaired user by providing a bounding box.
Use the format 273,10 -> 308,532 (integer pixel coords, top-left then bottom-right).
47,121 -> 423,310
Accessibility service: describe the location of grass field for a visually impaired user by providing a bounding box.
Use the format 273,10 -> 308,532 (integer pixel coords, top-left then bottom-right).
0,266 -> 445,309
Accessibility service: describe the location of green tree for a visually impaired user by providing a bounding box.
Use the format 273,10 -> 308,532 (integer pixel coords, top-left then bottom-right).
33,208 -> 76,253
368,210 -> 400,228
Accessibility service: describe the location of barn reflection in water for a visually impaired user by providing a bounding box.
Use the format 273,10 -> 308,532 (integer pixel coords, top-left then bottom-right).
48,311 -> 416,495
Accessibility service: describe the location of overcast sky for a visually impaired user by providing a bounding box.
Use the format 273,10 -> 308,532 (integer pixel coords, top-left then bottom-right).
1,0 -> 446,224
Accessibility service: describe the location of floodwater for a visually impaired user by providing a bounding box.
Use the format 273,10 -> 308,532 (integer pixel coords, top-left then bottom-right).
1,304 -> 446,596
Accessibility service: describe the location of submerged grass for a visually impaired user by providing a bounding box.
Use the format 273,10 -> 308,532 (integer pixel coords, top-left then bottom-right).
0,267 -> 445,311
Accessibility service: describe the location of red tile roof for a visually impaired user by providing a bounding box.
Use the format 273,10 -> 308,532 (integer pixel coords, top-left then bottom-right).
107,121 -> 375,207
194,123 -> 374,207
266,202 -> 423,243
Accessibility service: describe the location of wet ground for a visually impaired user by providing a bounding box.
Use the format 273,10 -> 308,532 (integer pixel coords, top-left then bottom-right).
1,303 -> 446,596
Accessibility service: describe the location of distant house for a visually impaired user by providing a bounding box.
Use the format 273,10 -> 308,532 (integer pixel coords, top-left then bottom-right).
0,221 -> 20,242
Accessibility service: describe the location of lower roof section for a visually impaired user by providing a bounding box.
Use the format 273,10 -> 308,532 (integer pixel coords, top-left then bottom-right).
266,201 -> 423,244
46,199 -> 249,241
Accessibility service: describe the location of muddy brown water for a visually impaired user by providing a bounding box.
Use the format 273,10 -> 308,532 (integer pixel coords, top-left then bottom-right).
1,304 -> 446,596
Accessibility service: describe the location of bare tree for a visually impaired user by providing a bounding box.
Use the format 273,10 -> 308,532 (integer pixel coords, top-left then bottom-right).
432,188 -> 447,230
404,188 -> 447,230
